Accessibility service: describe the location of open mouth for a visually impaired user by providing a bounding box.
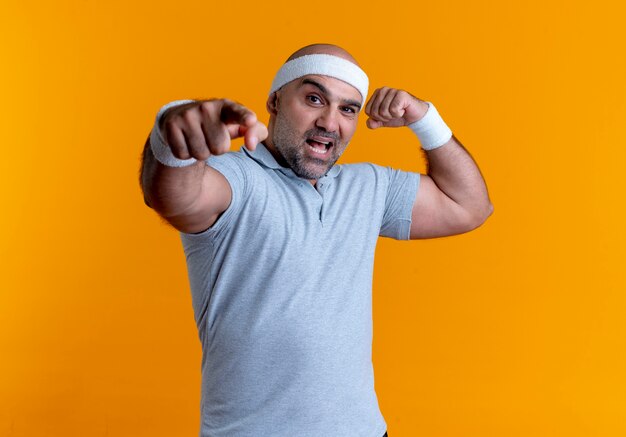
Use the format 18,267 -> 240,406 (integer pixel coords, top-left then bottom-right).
305,138 -> 333,155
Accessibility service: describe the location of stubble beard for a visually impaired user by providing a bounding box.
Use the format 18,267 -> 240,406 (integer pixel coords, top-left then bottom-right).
272,111 -> 343,181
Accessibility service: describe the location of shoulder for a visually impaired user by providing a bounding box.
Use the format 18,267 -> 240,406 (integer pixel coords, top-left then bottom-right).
205,146 -> 267,189
206,146 -> 257,172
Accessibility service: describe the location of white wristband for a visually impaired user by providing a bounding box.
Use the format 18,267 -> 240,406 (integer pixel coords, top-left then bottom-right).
407,102 -> 453,150
150,99 -> 198,167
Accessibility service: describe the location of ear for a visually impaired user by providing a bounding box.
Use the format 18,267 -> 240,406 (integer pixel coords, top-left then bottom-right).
266,92 -> 279,115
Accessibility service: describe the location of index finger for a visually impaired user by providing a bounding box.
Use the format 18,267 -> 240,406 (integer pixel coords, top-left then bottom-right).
220,99 -> 257,127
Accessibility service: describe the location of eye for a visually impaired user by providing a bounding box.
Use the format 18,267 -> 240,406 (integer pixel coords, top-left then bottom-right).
306,95 -> 322,104
340,106 -> 357,115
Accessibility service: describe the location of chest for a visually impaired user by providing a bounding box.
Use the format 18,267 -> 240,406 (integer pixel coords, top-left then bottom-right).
232,172 -> 383,266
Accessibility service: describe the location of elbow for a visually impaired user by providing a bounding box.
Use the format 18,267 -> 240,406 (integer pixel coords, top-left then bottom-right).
466,202 -> 494,231
480,202 -> 494,224
485,202 -> 494,220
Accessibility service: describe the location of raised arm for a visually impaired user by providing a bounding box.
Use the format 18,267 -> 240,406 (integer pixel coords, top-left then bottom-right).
139,99 -> 268,234
365,87 -> 493,239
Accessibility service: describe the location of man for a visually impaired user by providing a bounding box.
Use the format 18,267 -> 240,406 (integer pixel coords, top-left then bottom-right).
140,43 -> 493,437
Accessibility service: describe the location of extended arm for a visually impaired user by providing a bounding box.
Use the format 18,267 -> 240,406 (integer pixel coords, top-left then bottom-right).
365,87 -> 493,239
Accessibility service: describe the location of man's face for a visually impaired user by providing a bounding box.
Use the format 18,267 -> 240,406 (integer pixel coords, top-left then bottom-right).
270,74 -> 362,181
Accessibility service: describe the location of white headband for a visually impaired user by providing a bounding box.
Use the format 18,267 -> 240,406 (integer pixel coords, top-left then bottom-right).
269,54 -> 369,109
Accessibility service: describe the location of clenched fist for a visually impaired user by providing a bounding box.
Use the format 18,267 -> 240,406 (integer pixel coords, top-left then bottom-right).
364,87 -> 430,129
160,99 -> 268,160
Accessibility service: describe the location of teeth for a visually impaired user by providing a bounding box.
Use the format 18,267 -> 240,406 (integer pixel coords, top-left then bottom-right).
308,139 -> 331,146
308,143 -> 328,154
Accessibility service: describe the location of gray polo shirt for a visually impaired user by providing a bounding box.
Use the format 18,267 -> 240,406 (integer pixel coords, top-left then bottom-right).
180,143 -> 420,437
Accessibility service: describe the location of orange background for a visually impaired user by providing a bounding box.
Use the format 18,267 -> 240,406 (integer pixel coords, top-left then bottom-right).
1,0 -> 625,435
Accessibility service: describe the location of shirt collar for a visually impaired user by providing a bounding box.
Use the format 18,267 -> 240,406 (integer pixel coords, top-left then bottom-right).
242,142 -> 342,180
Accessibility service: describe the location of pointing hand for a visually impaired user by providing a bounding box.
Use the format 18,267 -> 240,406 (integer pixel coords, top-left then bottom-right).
160,99 -> 268,160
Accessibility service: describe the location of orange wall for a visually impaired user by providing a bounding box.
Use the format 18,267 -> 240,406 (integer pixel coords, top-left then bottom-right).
1,0 -> 625,435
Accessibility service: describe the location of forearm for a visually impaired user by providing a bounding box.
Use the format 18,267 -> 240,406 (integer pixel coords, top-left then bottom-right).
423,135 -> 493,222
140,135 -> 206,217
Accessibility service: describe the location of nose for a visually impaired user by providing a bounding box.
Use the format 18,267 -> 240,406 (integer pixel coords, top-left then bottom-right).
315,107 -> 339,134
